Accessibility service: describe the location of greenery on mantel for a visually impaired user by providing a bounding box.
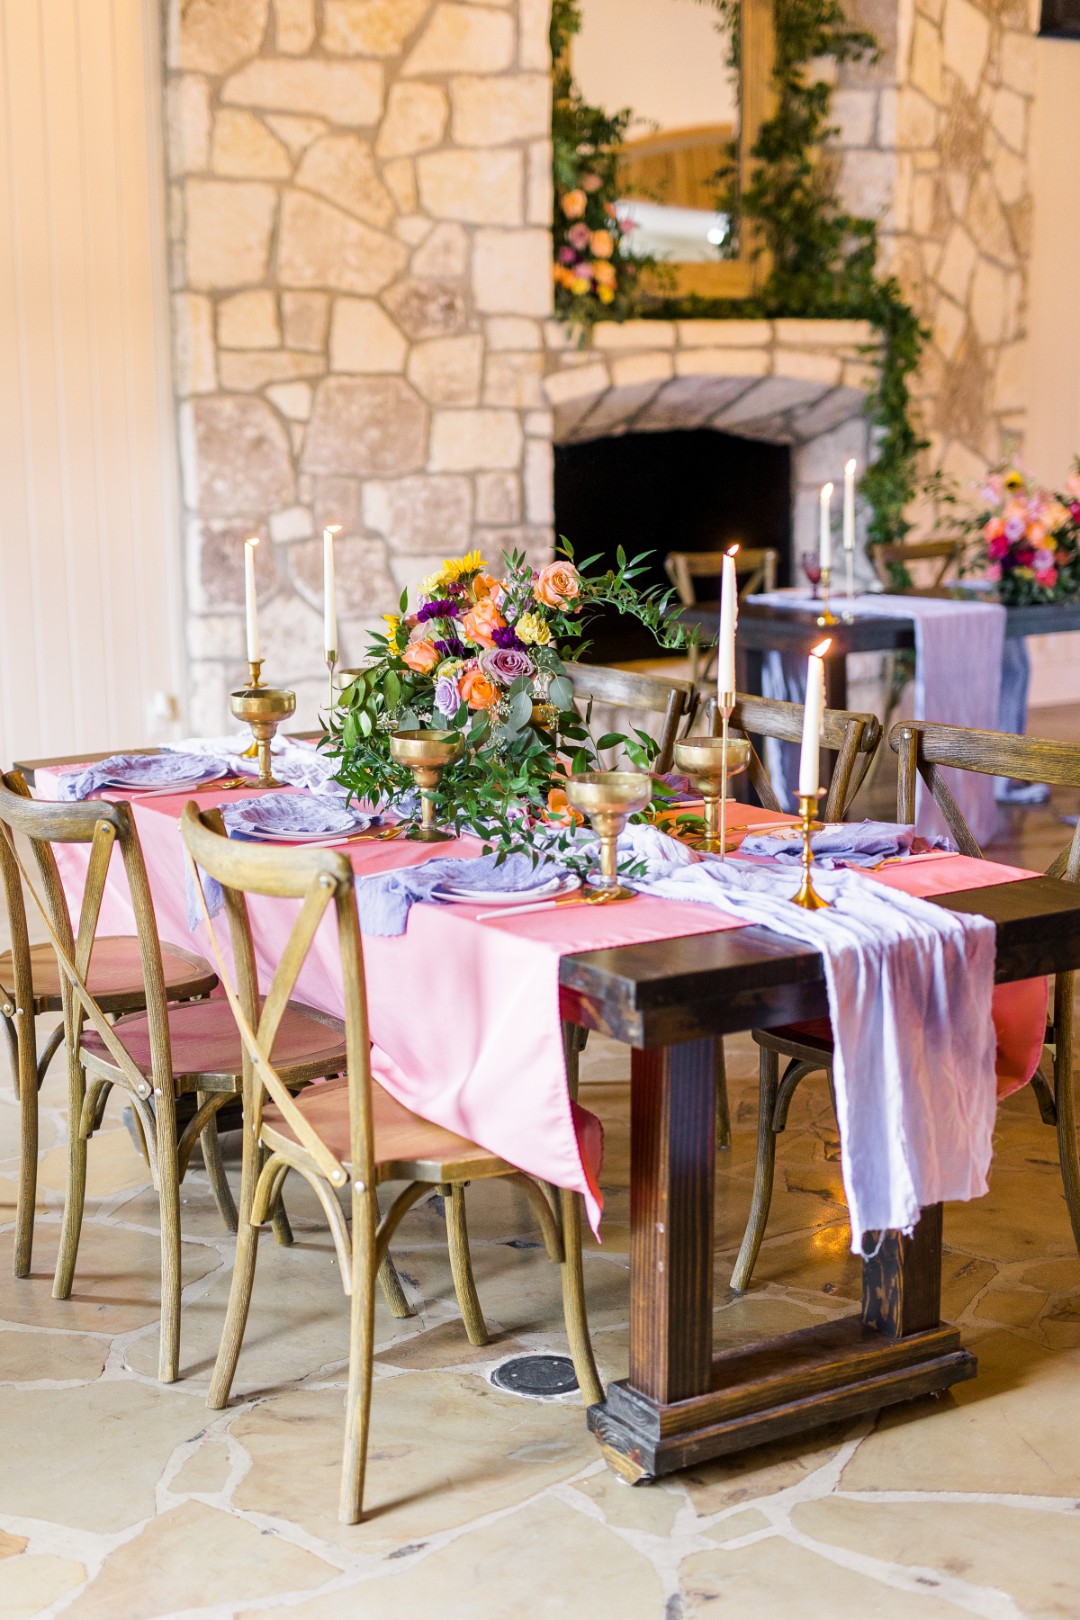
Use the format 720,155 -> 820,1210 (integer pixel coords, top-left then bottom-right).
549,0 -> 928,567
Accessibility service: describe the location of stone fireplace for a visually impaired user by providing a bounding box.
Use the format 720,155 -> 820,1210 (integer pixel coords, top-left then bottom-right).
164,0 -> 1035,731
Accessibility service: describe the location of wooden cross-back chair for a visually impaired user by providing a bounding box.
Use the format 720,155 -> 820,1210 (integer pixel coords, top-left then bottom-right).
664,549 -> 780,682
0,780 -> 217,1280
179,803 -> 603,1525
696,691 -> 883,822
565,663 -> 694,776
0,773 -> 350,1383
730,719 -> 1080,1294
873,537 -> 964,589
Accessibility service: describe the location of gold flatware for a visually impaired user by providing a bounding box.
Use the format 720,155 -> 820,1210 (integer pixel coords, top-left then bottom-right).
475,887 -> 632,923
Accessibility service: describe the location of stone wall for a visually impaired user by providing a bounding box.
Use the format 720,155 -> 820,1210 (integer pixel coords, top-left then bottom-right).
831,0 -> 1035,510
165,0 -> 555,729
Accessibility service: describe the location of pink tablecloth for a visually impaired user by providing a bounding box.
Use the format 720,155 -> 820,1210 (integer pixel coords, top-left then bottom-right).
35,772 -> 1049,1232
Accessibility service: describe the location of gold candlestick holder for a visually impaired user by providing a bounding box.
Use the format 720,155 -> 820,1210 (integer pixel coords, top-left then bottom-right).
564,771 -> 651,900
325,649 -> 337,713
389,730 -> 465,841
239,659 -> 265,757
816,566 -> 838,627
230,684 -> 296,789
842,549 -> 856,623
672,729 -> 751,855
791,790 -> 830,910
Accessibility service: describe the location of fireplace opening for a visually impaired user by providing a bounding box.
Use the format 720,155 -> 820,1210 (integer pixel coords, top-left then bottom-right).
553,428 -> 792,663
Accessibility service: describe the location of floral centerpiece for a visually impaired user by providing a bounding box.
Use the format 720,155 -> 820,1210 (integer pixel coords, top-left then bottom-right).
972,465 -> 1080,606
323,544 -> 689,859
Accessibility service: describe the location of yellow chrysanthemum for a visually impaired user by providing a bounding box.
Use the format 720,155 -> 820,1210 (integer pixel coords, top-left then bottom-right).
1003,469 -> 1025,493
516,611 -> 551,647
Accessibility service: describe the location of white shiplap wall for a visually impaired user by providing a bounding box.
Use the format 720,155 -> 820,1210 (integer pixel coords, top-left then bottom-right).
0,0 -> 183,764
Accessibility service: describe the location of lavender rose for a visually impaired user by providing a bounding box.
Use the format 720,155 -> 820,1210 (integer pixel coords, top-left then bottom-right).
480,646 -> 536,687
433,675 -> 462,719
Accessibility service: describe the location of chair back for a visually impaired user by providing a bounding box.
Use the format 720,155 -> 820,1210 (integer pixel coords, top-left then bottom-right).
179,804 -> 367,1195
664,548 -> 779,606
890,721 -> 1080,879
873,538 -> 963,589
699,692 -> 882,821
0,801 -> 35,1025
565,663 -> 694,775
0,772 -> 176,1106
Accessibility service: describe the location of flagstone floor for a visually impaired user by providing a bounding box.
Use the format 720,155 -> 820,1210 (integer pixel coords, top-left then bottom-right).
3,721 -> 1080,1619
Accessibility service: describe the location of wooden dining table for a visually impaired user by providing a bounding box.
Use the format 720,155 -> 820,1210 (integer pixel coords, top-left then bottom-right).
17,749 -> 1080,1484
558,871 -> 1080,1482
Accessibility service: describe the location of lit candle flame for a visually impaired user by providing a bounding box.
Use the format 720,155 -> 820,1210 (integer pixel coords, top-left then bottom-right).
845,458 -> 857,475
324,523 -> 343,535
726,542 -> 740,556
245,535 -> 259,549
821,482 -> 834,501
811,638 -> 832,658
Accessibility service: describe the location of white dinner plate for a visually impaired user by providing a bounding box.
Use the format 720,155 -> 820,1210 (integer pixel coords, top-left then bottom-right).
431,873 -> 579,907
241,824 -> 374,844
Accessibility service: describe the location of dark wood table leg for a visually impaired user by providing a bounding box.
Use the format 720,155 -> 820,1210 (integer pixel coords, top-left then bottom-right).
591,1171 -> 976,1479
589,1037 -> 717,1481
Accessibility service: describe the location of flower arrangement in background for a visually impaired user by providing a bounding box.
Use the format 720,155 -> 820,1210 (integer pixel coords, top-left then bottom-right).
550,0 -> 652,327
324,544 -> 689,857
972,465 -> 1080,606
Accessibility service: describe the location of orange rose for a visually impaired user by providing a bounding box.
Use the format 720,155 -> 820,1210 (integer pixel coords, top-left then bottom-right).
473,572 -> 504,602
401,639 -> 440,673
535,560 -> 582,609
459,668 -> 498,710
590,229 -> 614,259
561,188 -> 587,219
543,787 -> 584,828
461,599 -> 506,648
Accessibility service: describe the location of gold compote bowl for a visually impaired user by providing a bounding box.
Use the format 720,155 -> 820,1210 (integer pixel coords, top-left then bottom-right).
229,685 -> 297,789
390,730 -> 465,842
672,735 -> 752,854
564,771 -> 651,901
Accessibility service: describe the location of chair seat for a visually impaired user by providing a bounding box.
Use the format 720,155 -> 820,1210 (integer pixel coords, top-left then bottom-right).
81,995 -> 346,1089
262,1075 -> 509,1183
754,1018 -> 835,1060
0,937 -> 217,1016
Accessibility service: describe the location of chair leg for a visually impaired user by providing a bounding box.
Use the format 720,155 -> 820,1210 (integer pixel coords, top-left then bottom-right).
270,1199 -> 294,1246
13,1011 -> 39,1278
208,1130 -> 262,1411
730,1046 -> 781,1293
198,1091 -> 238,1233
445,1182 -> 489,1347
1052,994 -> 1080,1259
52,1055 -> 89,1302
339,1189 -> 377,1525
558,1187 -> 603,1407
156,1093 -> 183,1385
715,1039 -> 731,1151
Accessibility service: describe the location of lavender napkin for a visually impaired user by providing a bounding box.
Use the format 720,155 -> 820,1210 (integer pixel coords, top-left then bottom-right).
221,796 -> 376,839
740,819 -> 922,868
636,856 -> 998,1246
357,852 -> 562,937
56,752 -> 230,801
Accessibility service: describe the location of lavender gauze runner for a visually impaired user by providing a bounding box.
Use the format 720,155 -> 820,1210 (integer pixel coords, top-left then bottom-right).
165,734 -> 347,796
755,593 -> 1006,845
635,855 -> 998,1244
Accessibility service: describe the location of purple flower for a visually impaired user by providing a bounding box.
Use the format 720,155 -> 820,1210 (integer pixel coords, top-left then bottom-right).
491,623 -> 525,651
558,245 -> 576,265
1004,516 -> 1026,542
433,675 -> 462,719
434,636 -> 469,661
416,598 -> 459,623
480,646 -> 536,687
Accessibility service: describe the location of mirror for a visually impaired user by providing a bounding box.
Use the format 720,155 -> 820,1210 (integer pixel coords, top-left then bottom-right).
566,0 -> 774,298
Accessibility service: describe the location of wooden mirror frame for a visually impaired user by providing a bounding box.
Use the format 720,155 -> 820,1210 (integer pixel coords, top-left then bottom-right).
567,0 -> 776,301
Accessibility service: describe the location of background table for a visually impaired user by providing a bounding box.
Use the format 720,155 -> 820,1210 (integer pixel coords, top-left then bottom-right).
679,597 -> 1080,712
558,872 -> 1080,1481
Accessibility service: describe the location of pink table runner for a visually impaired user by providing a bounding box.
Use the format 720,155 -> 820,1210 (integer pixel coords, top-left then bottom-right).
34,773 -> 1048,1232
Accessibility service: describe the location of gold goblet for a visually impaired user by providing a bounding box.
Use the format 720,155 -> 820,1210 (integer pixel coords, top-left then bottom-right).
229,685 -> 297,789
672,736 -> 752,854
564,771 -> 651,901
390,730 -> 465,842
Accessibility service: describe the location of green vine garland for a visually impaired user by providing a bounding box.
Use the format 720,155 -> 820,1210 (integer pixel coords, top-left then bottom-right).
550,0 -> 927,565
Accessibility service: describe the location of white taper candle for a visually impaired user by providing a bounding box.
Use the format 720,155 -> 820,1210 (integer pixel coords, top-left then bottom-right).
243,537 -> 261,664
323,524 -> 341,658
717,543 -> 738,698
819,482 -> 834,572
843,459 -> 857,554
798,638 -> 830,797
